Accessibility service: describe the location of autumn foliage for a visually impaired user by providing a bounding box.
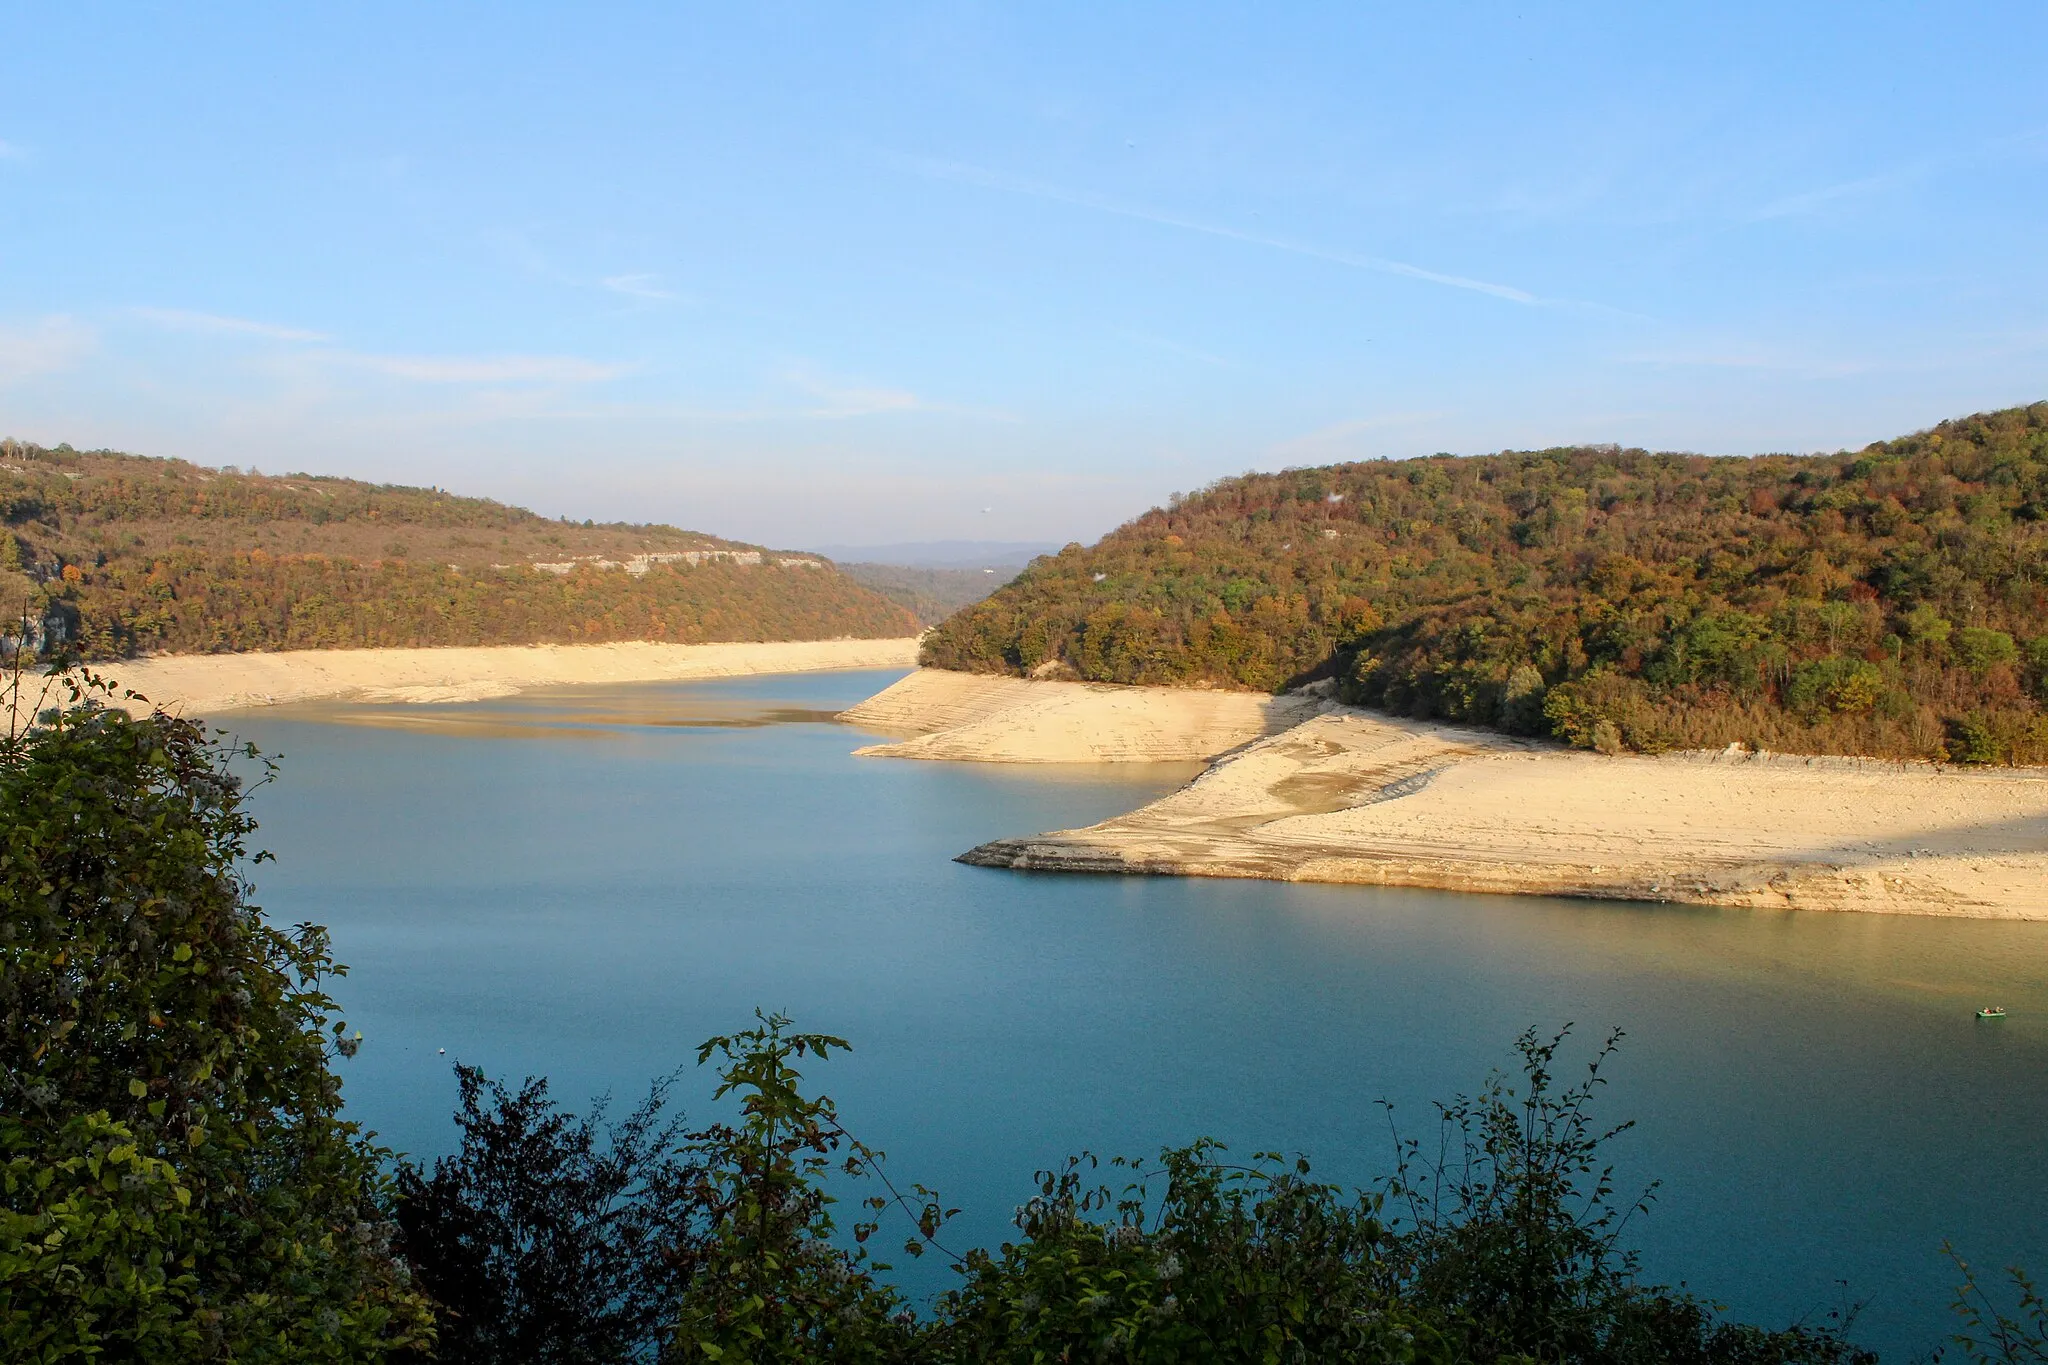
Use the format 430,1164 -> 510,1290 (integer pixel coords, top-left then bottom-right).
923,404 -> 2048,763
0,442 -> 918,657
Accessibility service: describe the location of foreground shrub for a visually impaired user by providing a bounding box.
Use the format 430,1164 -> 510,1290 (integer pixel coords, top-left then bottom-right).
931,1143 -> 1440,1363
667,1014 -> 934,1363
1948,1249 -> 2048,1365
0,671 -> 430,1362
1378,1029 -> 1872,1365
446,1013 -> 1880,1363
394,1068 -> 696,1364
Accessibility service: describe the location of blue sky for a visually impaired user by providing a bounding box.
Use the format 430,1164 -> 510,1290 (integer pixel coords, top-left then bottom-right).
2,3 -> 2044,547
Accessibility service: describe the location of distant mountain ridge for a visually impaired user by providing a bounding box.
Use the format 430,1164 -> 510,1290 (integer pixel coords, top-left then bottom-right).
922,404 -> 2048,764
834,563 -> 1016,626
809,543 -> 1062,626
0,441 -> 919,657
806,541 -> 1062,570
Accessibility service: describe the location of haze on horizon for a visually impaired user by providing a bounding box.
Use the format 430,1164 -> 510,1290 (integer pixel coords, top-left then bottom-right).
2,2 -> 2044,549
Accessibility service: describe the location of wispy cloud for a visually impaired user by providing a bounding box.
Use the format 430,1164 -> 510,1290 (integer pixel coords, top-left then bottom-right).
339,352 -> 637,385
489,232 -> 685,305
132,307 -> 330,342
883,151 -> 1539,305
0,315 -> 95,383
783,365 -> 1016,421
1742,125 -> 2048,223
786,369 -> 930,417
1747,166 -> 1924,222
600,273 -> 679,302
129,308 -> 631,387
0,139 -> 24,162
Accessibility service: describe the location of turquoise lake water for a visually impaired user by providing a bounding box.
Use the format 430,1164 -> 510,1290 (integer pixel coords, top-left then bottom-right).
225,667 -> 2048,1357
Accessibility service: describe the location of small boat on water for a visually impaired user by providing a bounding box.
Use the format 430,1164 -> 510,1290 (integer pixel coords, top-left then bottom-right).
1977,1006 -> 2008,1020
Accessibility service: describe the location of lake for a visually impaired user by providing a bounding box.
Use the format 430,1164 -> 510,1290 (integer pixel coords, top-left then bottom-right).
226,667 -> 2048,1357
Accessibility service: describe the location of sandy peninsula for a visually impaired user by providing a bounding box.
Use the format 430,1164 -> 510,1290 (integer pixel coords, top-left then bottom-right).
851,669 -> 2048,919
841,667 -> 1322,762
11,637 -> 921,721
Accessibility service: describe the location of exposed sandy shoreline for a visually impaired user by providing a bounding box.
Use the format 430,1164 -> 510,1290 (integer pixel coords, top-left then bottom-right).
11,638 -> 921,720
854,669 -> 2048,919
841,667 -> 1321,762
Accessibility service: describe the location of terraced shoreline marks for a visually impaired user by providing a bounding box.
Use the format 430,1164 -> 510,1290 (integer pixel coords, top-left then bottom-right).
931,698 -> 2048,920
839,666 -> 1323,763
10,638 -> 923,721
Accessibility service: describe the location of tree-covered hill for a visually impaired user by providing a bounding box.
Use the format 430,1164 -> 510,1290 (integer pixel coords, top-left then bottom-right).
837,561 -> 1012,625
923,404 -> 2048,764
0,440 -> 919,656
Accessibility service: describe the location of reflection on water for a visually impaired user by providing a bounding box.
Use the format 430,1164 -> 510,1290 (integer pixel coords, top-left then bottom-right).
1343,892 -> 2048,1044
226,669 -> 2048,1358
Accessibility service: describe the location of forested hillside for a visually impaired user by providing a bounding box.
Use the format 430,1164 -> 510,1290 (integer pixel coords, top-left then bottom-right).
838,561 -> 1012,624
0,441 -> 919,656
924,404 -> 2048,764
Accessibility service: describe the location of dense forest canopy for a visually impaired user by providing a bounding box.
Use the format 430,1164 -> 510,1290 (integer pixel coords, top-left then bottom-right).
924,404 -> 2048,764
0,441 -> 919,656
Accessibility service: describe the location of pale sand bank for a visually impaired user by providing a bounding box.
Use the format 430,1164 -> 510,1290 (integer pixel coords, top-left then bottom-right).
850,669 -> 2048,918
840,667 -> 1321,763
14,638 -> 921,720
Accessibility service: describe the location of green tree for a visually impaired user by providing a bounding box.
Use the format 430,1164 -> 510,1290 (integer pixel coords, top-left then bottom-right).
657,1014 -> 1879,1364
1953,628 -> 2019,675
933,1143 -> 1445,1363
929,1026 -> 1872,1365
1372,1027 -> 1874,1363
1903,605 -> 1954,651
1786,658 -> 1885,718
670,1012 -> 939,1363
1499,663 -> 1550,735
2027,636 -> 2048,702
394,1066 -> 699,1365
0,669 -> 431,1362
